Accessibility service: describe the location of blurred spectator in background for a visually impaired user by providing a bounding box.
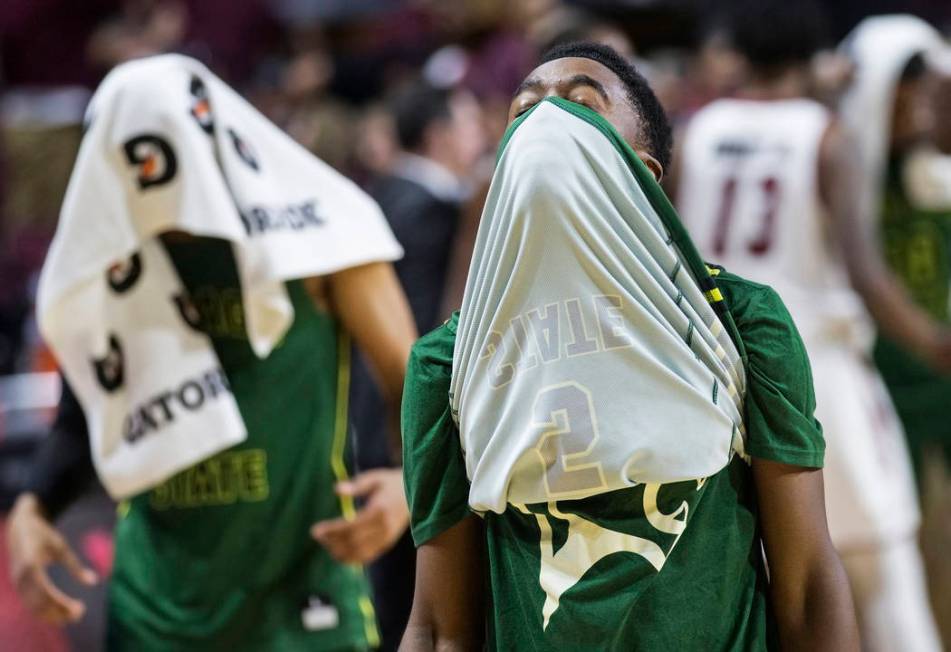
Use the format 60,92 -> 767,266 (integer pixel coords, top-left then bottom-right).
373,79 -> 485,332
674,25 -> 747,119
840,15 -> 951,646
532,5 -> 635,58
348,77 -> 486,651
273,28 -> 359,172
677,4 -> 947,649
0,0 -> 117,375
353,104 -> 400,179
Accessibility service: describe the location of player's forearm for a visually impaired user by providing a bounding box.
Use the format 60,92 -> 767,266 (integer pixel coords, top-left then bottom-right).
399,622 -> 435,652
848,256 -> 947,362
400,587 -> 485,652
11,493 -> 49,522
821,121 -> 951,368
403,521 -> 487,651
328,261 -> 416,462
753,461 -> 859,650
773,550 -> 859,651
399,621 -> 481,652
26,381 -> 96,518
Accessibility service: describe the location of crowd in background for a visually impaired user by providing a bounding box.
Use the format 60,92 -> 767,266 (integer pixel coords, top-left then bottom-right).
2,0 -> 951,376
3,0 -> 951,650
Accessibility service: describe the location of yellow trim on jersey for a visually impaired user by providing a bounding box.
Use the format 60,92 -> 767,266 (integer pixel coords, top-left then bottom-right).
331,331 -> 381,649
331,330 -> 356,521
359,595 -> 381,648
706,266 -> 721,277
704,287 -> 724,303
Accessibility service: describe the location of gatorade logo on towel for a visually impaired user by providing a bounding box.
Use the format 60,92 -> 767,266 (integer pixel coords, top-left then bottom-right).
189,75 -> 214,134
123,134 -> 178,189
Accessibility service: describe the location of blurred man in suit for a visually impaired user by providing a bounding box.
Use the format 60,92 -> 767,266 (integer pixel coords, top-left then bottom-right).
348,79 -> 485,651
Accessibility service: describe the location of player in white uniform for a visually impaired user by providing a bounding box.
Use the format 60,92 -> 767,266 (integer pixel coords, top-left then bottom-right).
674,3 -> 950,650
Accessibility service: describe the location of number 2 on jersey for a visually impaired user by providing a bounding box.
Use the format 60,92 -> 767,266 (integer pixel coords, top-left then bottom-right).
712,176 -> 781,257
533,382 -> 608,498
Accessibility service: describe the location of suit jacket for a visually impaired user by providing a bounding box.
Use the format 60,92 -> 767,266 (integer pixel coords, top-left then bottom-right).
350,169 -> 462,470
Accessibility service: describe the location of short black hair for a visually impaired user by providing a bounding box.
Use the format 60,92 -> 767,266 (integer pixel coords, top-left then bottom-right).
390,79 -> 452,152
539,41 -> 672,172
719,0 -> 829,72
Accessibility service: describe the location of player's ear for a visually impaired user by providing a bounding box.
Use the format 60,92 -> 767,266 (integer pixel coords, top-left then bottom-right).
636,150 -> 664,183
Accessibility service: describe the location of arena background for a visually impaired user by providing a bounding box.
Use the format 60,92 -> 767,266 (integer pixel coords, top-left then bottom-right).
1,1 -> 950,649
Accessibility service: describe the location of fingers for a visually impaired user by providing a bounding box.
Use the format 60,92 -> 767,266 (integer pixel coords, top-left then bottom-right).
311,505 -> 389,563
334,469 -> 386,498
316,469 -> 408,562
311,519 -> 384,563
8,518 -> 94,626
55,538 -> 99,587
15,563 -> 86,625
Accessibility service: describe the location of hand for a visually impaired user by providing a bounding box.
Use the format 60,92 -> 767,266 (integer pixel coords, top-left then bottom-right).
6,494 -> 98,624
310,468 -> 410,564
916,327 -> 951,373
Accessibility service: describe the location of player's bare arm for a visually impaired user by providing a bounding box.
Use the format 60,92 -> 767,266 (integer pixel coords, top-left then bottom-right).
752,460 -> 859,650
6,376 -> 99,626
400,515 -> 486,652
818,120 -> 951,370
308,261 -> 417,564
325,260 -> 417,458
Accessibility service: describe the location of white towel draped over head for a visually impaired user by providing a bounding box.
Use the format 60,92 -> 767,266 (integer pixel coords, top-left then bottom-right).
450,99 -> 747,514
839,15 -> 948,219
37,54 -> 402,499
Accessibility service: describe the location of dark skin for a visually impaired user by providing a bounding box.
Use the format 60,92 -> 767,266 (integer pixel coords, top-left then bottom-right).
401,57 -> 859,651
893,67 -> 951,156
927,71 -> 951,154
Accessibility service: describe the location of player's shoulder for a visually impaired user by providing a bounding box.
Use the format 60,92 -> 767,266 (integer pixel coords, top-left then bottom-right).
707,264 -> 776,305
683,99 -> 735,132
691,97 -> 828,125
409,312 -> 459,371
710,264 -> 813,379
707,265 -> 796,330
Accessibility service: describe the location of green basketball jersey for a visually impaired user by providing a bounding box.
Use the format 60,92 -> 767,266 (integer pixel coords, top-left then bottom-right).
402,271 -> 824,651
874,158 -> 951,469
107,238 -> 378,651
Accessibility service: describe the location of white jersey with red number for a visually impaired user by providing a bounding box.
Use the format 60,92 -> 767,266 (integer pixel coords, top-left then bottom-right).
678,97 -> 920,548
678,98 -> 872,351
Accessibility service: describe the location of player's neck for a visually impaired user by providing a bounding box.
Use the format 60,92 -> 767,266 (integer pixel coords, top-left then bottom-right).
737,68 -> 809,101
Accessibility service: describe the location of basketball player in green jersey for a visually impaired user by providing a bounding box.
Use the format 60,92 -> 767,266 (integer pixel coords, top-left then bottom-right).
400,43 -> 858,651
873,57 -> 951,476
7,235 -> 416,650
865,44 -> 951,645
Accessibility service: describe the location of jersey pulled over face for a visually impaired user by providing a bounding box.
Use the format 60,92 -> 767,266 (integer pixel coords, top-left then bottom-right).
451,99 -> 745,515
404,263 -> 825,649
509,56 -> 662,181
